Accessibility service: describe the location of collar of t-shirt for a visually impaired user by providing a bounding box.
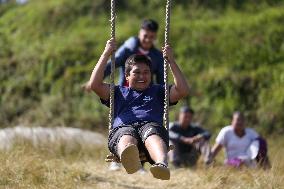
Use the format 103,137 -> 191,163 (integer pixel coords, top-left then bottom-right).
137,47 -> 149,55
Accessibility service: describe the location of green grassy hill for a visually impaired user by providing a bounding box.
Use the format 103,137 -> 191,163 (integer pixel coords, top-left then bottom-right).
0,0 -> 283,134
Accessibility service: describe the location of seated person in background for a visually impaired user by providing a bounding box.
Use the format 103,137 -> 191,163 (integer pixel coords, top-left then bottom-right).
210,111 -> 270,169
168,106 -> 211,167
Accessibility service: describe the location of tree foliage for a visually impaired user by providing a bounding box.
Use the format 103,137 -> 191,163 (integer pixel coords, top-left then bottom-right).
0,0 -> 283,134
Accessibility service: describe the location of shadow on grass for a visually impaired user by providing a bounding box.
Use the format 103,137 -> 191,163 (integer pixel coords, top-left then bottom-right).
90,175 -> 149,189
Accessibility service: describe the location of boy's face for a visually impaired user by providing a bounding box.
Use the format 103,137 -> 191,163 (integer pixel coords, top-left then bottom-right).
138,29 -> 157,50
126,63 -> 151,91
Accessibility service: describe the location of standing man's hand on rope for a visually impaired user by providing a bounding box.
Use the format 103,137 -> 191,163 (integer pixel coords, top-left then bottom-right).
162,45 -> 175,63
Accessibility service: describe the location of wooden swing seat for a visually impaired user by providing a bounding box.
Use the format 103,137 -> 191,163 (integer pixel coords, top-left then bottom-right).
105,144 -> 174,163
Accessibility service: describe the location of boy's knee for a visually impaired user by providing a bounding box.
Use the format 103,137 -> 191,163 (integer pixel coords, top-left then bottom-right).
119,134 -> 138,145
140,123 -> 169,146
117,135 -> 139,157
108,126 -> 139,157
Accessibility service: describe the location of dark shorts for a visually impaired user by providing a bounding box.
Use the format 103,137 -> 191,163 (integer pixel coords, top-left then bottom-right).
108,121 -> 169,164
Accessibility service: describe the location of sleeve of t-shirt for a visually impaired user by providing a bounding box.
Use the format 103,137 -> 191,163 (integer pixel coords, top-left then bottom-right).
216,127 -> 227,146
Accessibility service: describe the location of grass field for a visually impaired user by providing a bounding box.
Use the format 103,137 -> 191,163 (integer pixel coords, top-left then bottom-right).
0,136 -> 283,189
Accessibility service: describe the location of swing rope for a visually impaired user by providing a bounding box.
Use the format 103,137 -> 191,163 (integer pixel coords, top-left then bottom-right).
163,0 -> 171,132
109,0 -> 116,132
106,0 -> 172,162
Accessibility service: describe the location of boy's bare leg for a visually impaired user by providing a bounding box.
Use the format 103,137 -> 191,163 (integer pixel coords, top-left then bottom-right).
117,135 -> 141,174
117,135 -> 138,156
145,135 -> 170,180
145,135 -> 168,165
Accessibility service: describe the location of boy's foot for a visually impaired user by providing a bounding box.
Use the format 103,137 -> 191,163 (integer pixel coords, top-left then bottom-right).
150,163 -> 170,180
120,144 -> 142,174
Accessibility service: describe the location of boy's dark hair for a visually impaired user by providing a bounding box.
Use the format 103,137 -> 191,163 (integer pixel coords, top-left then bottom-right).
125,54 -> 152,76
141,19 -> 159,32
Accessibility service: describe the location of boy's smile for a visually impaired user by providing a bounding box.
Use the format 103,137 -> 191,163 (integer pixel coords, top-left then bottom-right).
126,63 -> 151,91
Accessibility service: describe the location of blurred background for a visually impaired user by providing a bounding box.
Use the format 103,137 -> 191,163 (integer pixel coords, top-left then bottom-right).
0,0 -> 283,135
1,1 -> 284,188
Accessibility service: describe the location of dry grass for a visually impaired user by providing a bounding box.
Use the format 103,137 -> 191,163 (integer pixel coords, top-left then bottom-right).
0,137 -> 283,189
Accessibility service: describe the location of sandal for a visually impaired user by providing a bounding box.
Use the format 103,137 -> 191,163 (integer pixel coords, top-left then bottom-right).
120,144 -> 142,174
150,162 -> 170,180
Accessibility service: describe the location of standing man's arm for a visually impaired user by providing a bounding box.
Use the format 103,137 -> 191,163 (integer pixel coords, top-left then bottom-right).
104,44 -> 128,78
104,37 -> 138,79
104,37 -> 136,78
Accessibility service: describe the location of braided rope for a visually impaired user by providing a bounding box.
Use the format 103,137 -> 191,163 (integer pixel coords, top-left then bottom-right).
164,0 -> 171,131
108,0 -> 116,131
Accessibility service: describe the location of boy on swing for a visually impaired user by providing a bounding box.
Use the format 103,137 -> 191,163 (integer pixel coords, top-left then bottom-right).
85,38 -> 189,180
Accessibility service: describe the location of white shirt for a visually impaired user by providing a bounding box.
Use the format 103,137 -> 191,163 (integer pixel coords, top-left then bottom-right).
216,125 -> 259,161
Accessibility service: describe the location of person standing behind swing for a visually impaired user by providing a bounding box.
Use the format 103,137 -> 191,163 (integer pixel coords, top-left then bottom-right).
104,19 -> 164,86
85,38 -> 189,180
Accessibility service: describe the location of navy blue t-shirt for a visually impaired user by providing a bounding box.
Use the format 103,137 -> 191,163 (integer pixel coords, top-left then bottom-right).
101,84 -> 176,129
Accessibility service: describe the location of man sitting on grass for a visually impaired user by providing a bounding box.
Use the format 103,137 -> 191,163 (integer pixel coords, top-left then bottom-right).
210,111 -> 271,169
169,106 -> 211,168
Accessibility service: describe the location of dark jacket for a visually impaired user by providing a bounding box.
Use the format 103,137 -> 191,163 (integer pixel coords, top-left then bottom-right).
104,37 -> 164,85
